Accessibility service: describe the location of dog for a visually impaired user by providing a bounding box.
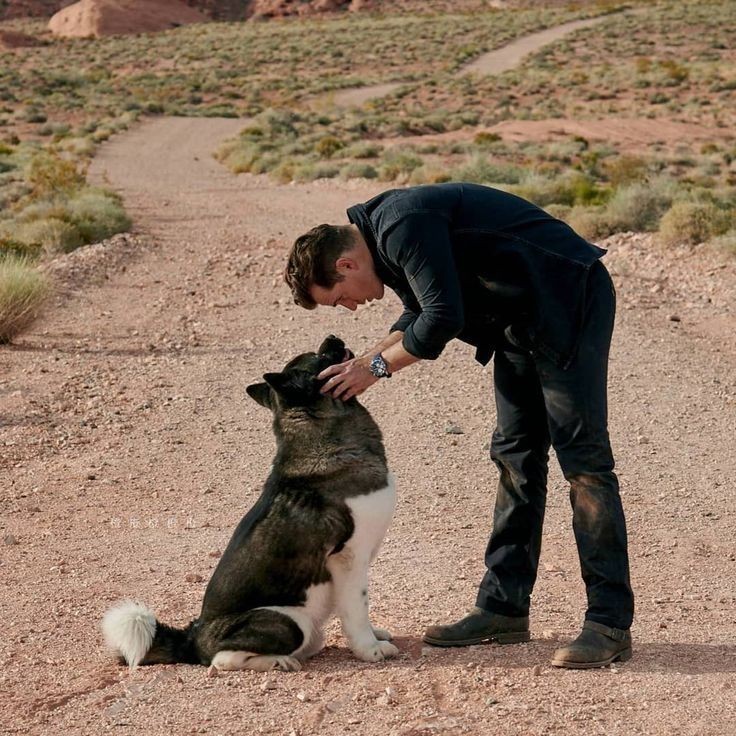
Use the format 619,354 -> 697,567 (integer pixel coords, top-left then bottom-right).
102,335 -> 398,672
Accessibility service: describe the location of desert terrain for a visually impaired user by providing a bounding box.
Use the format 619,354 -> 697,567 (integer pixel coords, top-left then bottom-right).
1,2 -> 736,734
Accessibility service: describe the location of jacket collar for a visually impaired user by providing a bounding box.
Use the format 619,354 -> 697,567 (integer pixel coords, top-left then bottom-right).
346,204 -> 397,287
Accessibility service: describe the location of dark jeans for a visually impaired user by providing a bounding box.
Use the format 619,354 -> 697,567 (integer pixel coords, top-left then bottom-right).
476,262 -> 634,629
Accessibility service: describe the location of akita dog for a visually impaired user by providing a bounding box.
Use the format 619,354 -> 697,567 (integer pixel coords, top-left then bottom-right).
102,335 -> 398,672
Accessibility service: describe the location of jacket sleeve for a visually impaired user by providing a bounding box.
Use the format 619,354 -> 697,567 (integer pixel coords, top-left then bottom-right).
384,212 -> 464,360
390,305 -> 418,334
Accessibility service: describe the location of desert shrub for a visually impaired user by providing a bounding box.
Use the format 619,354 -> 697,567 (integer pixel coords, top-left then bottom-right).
27,152 -> 84,198
65,190 -> 131,243
58,137 -> 95,157
12,217 -> 83,254
604,155 -> 650,187
511,171 -> 602,207
658,201 -> 729,246
544,203 -> 572,222
4,188 -> 130,253
216,140 -> 261,173
452,155 -> 523,185
474,131 -> 502,146
378,148 -> 423,181
340,162 -> 378,180
408,166 -> 453,185
604,178 -> 678,232
296,162 -> 340,182
342,141 -> 382,159
0,255 -> 49,344
566,205 -> 616,241
314,136 -> 344,158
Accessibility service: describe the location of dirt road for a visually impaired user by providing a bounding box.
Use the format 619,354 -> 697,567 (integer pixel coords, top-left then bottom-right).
326,14 -> 612,108
2,117 -> 735,735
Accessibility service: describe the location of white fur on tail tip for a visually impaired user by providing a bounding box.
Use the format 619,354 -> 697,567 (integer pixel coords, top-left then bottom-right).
102,600 -> 156,669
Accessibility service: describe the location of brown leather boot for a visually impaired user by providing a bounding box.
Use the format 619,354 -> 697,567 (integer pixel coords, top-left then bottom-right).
551,620 -> 632,669
423,607 -> 530,647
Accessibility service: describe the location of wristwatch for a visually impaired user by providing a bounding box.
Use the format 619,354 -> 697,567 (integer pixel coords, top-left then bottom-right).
369,353 -> 392,378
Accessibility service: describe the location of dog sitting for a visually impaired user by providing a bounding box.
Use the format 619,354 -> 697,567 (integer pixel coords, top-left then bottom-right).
102,335 -> 398,672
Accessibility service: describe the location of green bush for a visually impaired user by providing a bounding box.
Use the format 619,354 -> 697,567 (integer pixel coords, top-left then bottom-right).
66,190 -> 131,243
566,205 -> 615,241
658,201 -> 729,246
378,148 -> 423,182
342,141 -> 383,159
3,188 -> 130,253
511,172 -> 602,207
12,217 -> 83,254
27,152 -> 84,198
408,166 -> 453,185
0,255 -> 50,344
604,155 -> 650,187
314,136 -> 344,158
452,155 -> 523,185
340,162 -> 378,180
604,178 -> 677,232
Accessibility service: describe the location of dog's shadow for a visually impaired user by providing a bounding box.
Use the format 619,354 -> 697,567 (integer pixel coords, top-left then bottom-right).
311,636 -> 736,675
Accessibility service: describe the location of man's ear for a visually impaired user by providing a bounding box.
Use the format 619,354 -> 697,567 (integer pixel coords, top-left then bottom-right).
335,256 -> 358,274
264,370 -> 319,406
245,382 -> 272,409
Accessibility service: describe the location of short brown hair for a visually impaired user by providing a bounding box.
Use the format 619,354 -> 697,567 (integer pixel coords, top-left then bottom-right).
284,224 -> 356,309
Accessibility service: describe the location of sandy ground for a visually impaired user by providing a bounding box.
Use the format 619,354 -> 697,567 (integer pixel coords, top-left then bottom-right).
1,116 -> 736,735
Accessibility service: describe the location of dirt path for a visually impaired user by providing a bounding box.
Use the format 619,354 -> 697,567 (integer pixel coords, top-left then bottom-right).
326,14 -> 612,108
2,116 -> 735,735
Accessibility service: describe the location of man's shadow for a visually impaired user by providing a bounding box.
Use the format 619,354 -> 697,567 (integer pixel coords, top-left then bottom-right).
313,636 -> 736,675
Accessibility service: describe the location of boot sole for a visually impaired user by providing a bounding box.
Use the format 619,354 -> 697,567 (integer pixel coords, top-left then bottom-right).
550,646 -> 632,669
422,631 -> 531,647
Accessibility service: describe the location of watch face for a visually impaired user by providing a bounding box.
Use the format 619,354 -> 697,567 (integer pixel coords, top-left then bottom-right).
370,354 -> 388,377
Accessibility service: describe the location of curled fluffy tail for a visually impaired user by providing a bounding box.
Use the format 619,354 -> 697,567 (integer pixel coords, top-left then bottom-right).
102,600 -> 197,668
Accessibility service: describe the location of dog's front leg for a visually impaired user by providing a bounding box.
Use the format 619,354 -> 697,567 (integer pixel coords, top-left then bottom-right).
327,553 -> 398,663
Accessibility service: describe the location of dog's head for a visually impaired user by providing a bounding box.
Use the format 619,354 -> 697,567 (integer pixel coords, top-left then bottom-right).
246,334 -> 354,412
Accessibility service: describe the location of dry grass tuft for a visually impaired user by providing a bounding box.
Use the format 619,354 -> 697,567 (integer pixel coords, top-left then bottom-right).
0,255 -> 50,344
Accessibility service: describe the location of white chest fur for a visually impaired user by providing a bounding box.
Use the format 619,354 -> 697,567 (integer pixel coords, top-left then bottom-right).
259,474 -> 397,661
341,474 -> 397,565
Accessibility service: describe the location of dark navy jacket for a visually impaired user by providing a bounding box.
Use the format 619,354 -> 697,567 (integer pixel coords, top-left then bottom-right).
347,182 -> 606,368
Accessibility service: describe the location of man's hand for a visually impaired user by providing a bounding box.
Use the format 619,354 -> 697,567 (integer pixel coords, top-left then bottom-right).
318,356 -> 379,401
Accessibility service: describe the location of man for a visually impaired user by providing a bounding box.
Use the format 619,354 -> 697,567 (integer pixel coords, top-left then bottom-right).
284,182 -> 634,669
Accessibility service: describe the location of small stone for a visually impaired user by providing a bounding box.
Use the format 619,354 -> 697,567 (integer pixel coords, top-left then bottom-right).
260,679 -> 276,691
3,534 -> 18,545
296,690 -> 308,702
668,314 -> 681,322
445,424 -> 464,435
486,697 -> 499,706
532,664 -> 543,676
208,550 -> 222,558
637,435 -> 650,445
185,573 -> 204,583
207,665 -> 218,678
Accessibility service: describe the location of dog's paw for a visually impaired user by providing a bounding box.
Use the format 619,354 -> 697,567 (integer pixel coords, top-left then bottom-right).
271,655 -> 302,672
372,626 -> 393,641
353,640 -> 399,663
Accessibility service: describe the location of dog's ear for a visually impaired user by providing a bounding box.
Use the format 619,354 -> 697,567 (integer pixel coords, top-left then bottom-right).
263,370 -> 319,406
246,382 -> 272,409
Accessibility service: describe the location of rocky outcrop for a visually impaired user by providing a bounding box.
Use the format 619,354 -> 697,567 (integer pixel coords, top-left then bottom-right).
48,0 -> 209,38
